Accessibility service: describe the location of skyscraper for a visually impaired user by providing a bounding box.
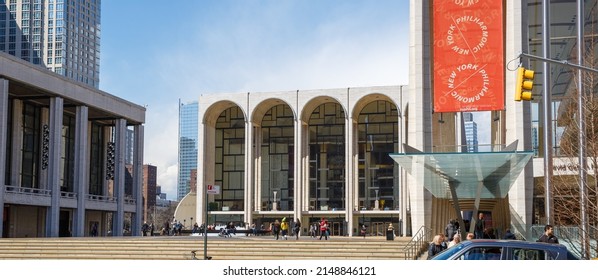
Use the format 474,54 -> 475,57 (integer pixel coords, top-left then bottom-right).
0,0 -> 101,88
463,112 -> 478,153
178,100 -> 198,201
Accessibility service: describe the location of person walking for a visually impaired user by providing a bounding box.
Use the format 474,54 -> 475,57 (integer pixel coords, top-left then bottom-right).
309,223 -> 317,238
141,221 -> 149,236
537,224 -> 559,244
281,218 -> 289,240
319,217 -> 328,240
293,219 -> 302,240
272,219 -> 281,240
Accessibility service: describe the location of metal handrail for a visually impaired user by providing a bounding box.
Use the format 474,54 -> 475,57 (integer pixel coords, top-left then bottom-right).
403,225 -> 433,260
529,224 -> 598,259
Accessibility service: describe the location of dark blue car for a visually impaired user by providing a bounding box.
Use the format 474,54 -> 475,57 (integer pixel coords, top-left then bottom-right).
431,239 -> 578,260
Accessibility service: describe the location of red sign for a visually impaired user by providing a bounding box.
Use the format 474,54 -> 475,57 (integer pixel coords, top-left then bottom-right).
433,0 -> 504,112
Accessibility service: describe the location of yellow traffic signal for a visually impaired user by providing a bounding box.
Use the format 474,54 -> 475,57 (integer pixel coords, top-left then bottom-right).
514,67 -> 534,101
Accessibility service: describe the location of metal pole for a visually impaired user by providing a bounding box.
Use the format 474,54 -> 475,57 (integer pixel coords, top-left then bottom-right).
203,192 -> 208,260
576,0 -> 590,260
542,0 -> 554,226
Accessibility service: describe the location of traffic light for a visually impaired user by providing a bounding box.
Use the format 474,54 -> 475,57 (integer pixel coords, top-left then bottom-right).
514,67 -> 534,101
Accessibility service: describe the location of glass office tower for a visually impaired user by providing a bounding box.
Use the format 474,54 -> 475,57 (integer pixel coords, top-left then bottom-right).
0,0 -> 101,88
178,100 -> 198,201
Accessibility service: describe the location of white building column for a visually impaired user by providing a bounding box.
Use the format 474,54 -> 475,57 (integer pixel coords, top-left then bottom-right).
0,79 -> 8,238
244,119 -> 254,225
132,124 -> 144,236
504,0 -> 533,230
47,97 -> 64,237
293,115 -> 302,223
112,119 -> 127,236
408,0 -> 434,233
345,96 -> 354,236
73,106 -> 89,237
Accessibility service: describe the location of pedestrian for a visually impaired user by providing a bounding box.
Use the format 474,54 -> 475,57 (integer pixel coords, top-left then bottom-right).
474,212 -> 485,239
445,219 -> 456,241
310,223 -> 317,238
272,219 -> 281,240
281,218 -> 289,240
319,217 -> 328,240
91,223 -> 98,237
427,234 -> 447,259
293,219 -> 302,240
504,228 -> 517,240
149,223 -> 154,236
360,224 -> 367,238
448,234 -> 461,248
466,232 -> 474,240
141,221 -> 149,236
537,224 -> 559,244
163,220 -> 170,236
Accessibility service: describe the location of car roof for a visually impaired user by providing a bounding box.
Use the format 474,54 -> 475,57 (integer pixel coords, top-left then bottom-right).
460,239 -> 566,249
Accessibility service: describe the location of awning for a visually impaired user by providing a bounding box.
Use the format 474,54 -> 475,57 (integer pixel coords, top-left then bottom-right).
389,150 -> 533,199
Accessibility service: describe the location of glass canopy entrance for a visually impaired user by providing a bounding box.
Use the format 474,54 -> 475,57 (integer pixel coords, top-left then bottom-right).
389,145 -> 533,236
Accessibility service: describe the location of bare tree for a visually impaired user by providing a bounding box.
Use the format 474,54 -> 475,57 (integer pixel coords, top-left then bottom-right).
550,40 -> 598,259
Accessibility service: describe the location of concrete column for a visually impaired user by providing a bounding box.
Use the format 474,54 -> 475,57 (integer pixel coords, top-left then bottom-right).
244,118 -> 253,225
505,0 -> 533,230
132,124 -> 144,236
293,114 -> 302,223
254,126 -> 262,212
47,97 -> 64,237
291,90 -> 302,222
112,119 -> 126,236
0,79 -> 8,238
73,106 -> 89,237
408,0 -> 434,233
345,102 -> 354,236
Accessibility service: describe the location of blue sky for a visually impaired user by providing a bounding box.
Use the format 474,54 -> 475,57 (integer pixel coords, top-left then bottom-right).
99,0 -> 410,200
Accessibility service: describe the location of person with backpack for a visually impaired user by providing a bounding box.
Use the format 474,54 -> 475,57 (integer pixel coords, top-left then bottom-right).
281,218 -> 289,240
445,219 -> 456,241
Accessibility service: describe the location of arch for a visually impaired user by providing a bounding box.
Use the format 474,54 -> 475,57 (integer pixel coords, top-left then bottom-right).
351,93 -> 398,120
251,98 -> 296,125
300,95 -> 347,123
202,100 -> 247,126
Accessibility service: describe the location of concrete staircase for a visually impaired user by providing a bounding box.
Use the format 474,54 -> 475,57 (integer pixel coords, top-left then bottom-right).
0,235 -> 412,260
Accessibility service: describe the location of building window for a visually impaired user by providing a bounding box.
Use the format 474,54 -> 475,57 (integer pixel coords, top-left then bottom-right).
60,114 -> 75,192
308,102 -> 346,211
89,122 -> 104,195
260,104 -> 294,211
357,100 -> 399,210
21,102 -> 41,189
214,106 -> 245,211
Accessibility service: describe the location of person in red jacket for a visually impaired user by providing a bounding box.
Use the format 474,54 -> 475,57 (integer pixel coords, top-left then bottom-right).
319,217 -> 328,240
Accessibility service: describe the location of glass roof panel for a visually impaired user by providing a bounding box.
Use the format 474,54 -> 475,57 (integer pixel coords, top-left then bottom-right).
389,151 -> 533,199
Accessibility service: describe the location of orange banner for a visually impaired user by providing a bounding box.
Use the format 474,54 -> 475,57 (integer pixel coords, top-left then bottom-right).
433,0 -> 504,112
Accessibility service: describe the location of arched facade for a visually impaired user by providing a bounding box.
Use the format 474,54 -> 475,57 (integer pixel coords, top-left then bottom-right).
196,87 -> 406,236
